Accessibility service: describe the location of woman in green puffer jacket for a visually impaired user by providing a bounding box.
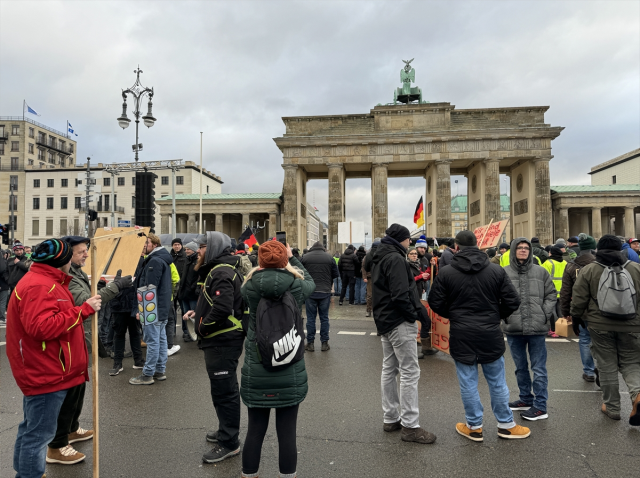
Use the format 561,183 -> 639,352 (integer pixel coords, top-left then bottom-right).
240,240 -> 315,478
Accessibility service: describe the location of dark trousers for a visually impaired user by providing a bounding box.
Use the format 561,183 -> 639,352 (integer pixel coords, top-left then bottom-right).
340,271 -> 356,304
242,405 -> 299,476
49,383 -> 85,449
203,346 -> 243,450
166,305 -> 176,349
112,311 -> 143,364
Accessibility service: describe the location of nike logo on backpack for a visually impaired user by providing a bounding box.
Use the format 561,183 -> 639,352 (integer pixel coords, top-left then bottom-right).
272,326 -> 301,366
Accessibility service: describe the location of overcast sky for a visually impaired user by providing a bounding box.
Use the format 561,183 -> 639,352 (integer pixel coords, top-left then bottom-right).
1,0 -> 638,239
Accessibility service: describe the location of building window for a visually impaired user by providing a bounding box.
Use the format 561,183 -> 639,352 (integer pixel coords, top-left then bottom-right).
104,177 -> 110,186
49,136 -> 56,148
118,177 -> 125,186
61,197 -> 68,209
161,176 -> 169,185
131,177 -> 136,186
612,175 -> 616,184
38,132 -> 46,142
11,141 -> 19,152
12,125 -> 19,135
61,178 -> 68,187
28,159 -> 33,165
69,144 -> 73,153
48,151 -> 54,163
29,127 -> 34,138
0,143 -> 4,155
60,158 -> 65,167
454,214 -> 460,220
132,196 -> 136,208
10,175 -> 18,191
47,179 -> 54,187
46,197 -> 54,209
11,157 -> 18,170
28,143 -> 34,154
33,198 -> 40,209
75,178 -> 81,186
75,197 -> 82,209
37,149 -> 44,160
176,176 -> 184,185
46,219 -> 53,236
60,219 -> 67,235
32,219 -> 39,236
206,185 -> 209,193
9,195 -> 18,211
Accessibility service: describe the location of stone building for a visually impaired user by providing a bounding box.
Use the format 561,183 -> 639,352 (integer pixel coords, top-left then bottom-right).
0,117 -> 77,242
306,203 -> 323,248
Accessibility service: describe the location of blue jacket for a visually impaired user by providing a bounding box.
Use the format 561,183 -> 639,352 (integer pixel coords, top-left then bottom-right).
621,243 -> 640,264
136,247 -> 173,322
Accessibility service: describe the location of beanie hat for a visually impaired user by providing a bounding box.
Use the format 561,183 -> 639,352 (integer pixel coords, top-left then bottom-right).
12,242 -> 24,251
385,224 -> 411,243
579,235 -> 596,251
237,242 -> 246,252
555,238 -> 567,247
32,239 -> 73,268
499,242 -> 510,250
531,237 -> 540,244
568,236 -> 579,244
171,238 -> 182,246
258,240 -> 289,269
415,234 -> 428,248
184,241 -> 198,253
487,248 -> 497,258
549,246 -> 564,258
455,230 -> 477,247
596,234 -> 622,251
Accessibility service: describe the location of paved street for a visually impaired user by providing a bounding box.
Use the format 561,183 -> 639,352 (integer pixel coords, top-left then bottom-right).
1,298 -> 639,478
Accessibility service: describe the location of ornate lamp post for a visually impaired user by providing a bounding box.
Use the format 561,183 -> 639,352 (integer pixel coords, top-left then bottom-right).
117,66 -> 156,161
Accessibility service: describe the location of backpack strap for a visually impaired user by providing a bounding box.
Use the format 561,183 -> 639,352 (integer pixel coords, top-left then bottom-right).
199,262 -> 244,338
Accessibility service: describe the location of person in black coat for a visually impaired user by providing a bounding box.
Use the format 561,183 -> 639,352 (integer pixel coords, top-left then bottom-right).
177,242 -> 200,342
338,245 -> 359,305
428,231 -> 529,441
301,241 -> 339,351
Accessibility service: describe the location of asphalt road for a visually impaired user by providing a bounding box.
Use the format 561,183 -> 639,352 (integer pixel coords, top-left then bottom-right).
1,299 -> 639,478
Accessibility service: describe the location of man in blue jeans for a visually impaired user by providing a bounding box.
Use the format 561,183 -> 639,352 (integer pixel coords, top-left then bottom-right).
503,238 -> 557,421
302,241 -> 339,352
429,231 -> 529,441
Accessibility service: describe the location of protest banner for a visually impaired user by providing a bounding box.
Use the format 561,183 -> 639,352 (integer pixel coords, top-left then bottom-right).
473,219 -> 510,249
421,300 -> 450,354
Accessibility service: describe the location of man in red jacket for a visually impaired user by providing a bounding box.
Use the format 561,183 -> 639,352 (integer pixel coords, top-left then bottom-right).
6,238 -> 102,478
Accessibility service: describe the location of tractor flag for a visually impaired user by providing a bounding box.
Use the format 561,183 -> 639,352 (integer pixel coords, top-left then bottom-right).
413,196 -> 425,228
239,227 -> 259,249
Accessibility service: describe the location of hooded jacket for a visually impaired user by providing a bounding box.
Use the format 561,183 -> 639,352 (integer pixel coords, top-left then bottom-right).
241,256 -> 314,408
177,252 -> 199,302
439,247 -> 455,268
170,248 -> 188,283
559,252 -> 595,318
338,247 -> 359,273
428,247 -> 520,364
136,246 -> 174,322
355,246 -> 367,278
301,241 -> 339,296
503,238 -> 557,336
621,242 -> 640,264
8,254 -> 31,288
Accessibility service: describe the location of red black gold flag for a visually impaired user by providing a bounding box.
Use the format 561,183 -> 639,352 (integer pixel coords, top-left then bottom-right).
239,227 -> 259,249
413,196 -> 424,228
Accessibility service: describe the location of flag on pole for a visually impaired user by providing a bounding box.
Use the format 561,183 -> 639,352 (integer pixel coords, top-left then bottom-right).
413,196 -> 424,228
238,227 -> 259,249
25,102 -> 41,117
67,121 -> 78,137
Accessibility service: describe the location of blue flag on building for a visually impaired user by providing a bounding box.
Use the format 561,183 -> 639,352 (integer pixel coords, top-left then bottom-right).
24,101 -> 41,117
67,121 -> 78,137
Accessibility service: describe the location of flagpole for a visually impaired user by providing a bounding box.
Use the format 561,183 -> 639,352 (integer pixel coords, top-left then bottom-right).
199,132 -> 203,234
23,100 -> 25,121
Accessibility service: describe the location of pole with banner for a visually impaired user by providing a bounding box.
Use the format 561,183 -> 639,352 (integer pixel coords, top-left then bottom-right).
90,241 -> 100,477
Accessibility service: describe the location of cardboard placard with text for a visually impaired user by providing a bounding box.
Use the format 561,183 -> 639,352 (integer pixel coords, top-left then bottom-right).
421,300 -> 450,354
473,219 -> 510,249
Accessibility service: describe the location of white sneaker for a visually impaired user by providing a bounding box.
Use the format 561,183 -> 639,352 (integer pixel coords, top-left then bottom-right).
167,345 -> 181,356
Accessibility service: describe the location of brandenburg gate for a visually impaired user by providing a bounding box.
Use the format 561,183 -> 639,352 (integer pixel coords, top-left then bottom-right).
274,62 -> 564,251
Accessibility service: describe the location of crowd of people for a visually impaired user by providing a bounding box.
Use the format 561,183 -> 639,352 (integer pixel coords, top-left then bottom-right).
2,226 -> 639,478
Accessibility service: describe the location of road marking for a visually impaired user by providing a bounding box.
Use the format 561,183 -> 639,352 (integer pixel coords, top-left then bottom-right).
546,338 -> 572,342
371,332 -> 377,335
0,342 -> 5,347
337,331 -> 366,335
553,390 -> 629,394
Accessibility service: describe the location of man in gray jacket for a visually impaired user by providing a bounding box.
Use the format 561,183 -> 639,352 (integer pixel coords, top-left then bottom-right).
503,238 -> 557,422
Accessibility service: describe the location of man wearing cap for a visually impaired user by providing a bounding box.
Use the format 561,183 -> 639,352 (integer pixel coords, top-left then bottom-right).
6,239 -> 102,476
370,224 -> 436,445
7,242 -> 32,289
530,237 -> 549,265
492,242 -> 510,265
622,238 -> 640,264
567,236 -> 580,257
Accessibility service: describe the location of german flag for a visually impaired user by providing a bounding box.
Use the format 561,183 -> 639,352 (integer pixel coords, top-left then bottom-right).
238,227 -> 259,249
413,196 -> 424,228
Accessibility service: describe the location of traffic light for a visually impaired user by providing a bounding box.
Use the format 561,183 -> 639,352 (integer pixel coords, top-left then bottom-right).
88,210 -> 98,221
0,223 -> 8,245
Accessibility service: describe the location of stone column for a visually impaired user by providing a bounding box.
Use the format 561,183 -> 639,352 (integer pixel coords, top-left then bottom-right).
282,164 -> 300,248
591,207 -> 602,240
178,215 -> 187,234
371,163 -> 389,240
484,158 -> 501,225
188,213 -> 197,233
624,207 -> 636,239
215,214 -> 224,233
436,160 -> 452,237
328,164 -> 345,253
580,211 -> 591,236
241,213 -> 250,232
534,158 -> 552,245
613,210 -> 624,237
160,214 -> 170,234
268,213 -> 277,239
557,208 -> 569,241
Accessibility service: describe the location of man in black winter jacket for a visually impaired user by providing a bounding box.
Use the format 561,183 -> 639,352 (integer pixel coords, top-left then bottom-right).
178,242 -> 200,342
338,245 -> 359,305
428,231 -> 529,442
371,224 -> 436,445
302,241 -> 339,351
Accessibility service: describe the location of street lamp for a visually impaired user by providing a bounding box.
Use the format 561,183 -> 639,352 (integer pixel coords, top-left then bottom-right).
118,66 -> 156,161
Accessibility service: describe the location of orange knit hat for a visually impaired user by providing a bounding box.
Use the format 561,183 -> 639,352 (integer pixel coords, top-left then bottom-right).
258,240 -> 289,269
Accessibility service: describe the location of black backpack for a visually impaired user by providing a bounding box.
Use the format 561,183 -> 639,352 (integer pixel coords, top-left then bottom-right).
255,289 -> 304,371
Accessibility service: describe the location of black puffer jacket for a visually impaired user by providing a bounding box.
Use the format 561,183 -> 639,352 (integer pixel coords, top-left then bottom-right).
338,247 -> 359,273
177,252 -> 199,302
171,248 -> 187,280
371,238 -> 422,335
428,247 -> 521,365
355,246 -> 366,278
301,242 -> 339,295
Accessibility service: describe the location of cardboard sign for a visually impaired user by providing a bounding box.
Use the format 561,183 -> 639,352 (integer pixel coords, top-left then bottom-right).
473,219 -> 509,249
421,300 -> 450,354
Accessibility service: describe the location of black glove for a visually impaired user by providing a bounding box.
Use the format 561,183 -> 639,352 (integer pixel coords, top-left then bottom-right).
97,279 -> 107,290
572,316 -> 584,335
113,269 -> 133,290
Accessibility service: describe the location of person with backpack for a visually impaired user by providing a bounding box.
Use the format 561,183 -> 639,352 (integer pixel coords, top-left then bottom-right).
240,240 -> 315,478
570,234 -> 640,425
183,232 -> 246,464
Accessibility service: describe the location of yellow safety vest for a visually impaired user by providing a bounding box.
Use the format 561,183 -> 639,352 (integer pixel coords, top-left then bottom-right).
542,259 -> 566,297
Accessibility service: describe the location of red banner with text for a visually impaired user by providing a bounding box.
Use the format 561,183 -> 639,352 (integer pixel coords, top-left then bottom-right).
473,219 -> 509,249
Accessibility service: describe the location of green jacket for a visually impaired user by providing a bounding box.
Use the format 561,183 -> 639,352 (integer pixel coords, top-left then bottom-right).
240,256 -> 315,408
67,263 -> 120,307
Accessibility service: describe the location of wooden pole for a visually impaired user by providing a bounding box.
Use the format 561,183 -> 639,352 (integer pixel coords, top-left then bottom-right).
90,242 -> 99,478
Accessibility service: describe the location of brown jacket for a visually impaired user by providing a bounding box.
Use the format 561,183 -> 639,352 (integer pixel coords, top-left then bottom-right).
559,252 -> 595,318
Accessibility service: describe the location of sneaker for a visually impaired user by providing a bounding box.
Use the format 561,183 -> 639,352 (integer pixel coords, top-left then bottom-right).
455,423 -> 483,442
630,394 -> 640,426
202,444 -> 240,463
547,330 -> 560,338
68,427 -> 93,444
582,373 -> 596,382
305,342 -> 314,352
383,421 -> 401,432
129,374 -> 154,385
206,430 -> 219,443
601,403 -> 621,421
339,301 -> 343,306
46,445 -> 86,464
109,363 -> 124,376
321,341 -> 330,352
167,345 -> 181,356
366,311 -> 371,317
153,372 -> 167,381
400,426 -> 436,444
133,362 -> 145,369
497,424 -> 531,439
520,407 -> 548,421
422,346 -> 439,356
508,400 -> 532,411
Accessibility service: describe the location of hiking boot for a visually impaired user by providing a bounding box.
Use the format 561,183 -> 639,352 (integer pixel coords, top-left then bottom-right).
153,372 -> 167,381
305,342 -> 314,352
202,444 -> 240,463
630,394 -> 640,426
129,374 -> 154,385
383,420 -> 402,432
46,445 -> 86,464
400,426 -> 436,444
133,362 -> 145,369
109,362 -> 123,376
520,406 -> 548,421
321,341 -> 330,352
68,427 -> 93,444
508,400 -> 532,411
455,423 -> 483,442
582,373 -> 596,382
601,403 -> 621,421
497,424 -> 531,439
167,345 -> 181,356
206,430 -> 219,443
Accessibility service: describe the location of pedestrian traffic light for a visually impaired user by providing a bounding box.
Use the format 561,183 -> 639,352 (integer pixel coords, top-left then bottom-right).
88,210 -> 98,221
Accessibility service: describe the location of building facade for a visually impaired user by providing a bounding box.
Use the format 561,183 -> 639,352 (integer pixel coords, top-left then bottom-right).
306,203 -> 322,248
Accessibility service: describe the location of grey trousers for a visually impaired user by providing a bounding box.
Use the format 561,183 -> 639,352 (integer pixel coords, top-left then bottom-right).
589,328 -> 640,413
381,321 -> 420,429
